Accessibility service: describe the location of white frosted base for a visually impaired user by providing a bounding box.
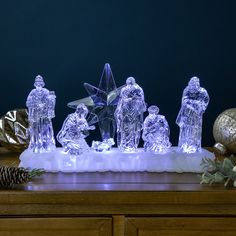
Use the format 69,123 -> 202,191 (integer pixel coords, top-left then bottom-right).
19,147 -> 215,173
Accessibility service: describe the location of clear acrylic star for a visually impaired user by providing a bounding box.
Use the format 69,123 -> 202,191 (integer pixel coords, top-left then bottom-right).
68,63 -> 124,141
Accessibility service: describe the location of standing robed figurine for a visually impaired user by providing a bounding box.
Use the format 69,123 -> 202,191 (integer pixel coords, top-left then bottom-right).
115,77 -> 146,151
26,75 -> 56,153
176,77 -> 209,153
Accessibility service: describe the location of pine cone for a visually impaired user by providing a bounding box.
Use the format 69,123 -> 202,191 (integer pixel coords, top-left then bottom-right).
0,166 -> 44,188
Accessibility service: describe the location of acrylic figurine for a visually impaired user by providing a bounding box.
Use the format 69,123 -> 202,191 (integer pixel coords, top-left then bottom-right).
91,138 -> 115,152
176,77 -> 209,153
115,77 -> 146,151
142,105 -> 171,153
57,103 -> 95,155
26,75 -> 56,153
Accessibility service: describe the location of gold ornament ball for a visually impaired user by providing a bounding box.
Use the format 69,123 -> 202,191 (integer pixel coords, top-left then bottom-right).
213,108 -> 236,154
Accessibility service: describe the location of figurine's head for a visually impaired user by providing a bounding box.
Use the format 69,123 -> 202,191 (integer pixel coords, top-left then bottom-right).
34,75 -> 45,90
148,105 -> 159,115
76,103 -> 88,118
188,77 -> 200,92
126,77 -> 136,86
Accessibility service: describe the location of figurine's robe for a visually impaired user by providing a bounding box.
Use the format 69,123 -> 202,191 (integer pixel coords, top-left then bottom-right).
57,113 -> 90,155
115,85 -> 146,151
143,115 -> 171,152
26,88 -> 55,152
176,87 -> 209,152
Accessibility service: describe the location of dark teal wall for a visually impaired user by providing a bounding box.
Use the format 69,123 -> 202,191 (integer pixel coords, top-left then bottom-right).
0,0 -> 235,146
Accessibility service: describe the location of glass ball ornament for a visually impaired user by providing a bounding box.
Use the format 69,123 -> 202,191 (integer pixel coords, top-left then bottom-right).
213,108 -> 236,154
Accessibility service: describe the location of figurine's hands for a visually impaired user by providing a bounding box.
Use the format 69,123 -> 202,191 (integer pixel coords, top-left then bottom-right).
38,103 -> 45,109
185,103 -> 195,111
117,126 -> 120,132
89,125 -> 95,130
116,116 -> 121,132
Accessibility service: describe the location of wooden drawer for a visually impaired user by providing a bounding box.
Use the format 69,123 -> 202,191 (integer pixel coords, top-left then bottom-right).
125,217 -> 236,236
0,217 -> 112,236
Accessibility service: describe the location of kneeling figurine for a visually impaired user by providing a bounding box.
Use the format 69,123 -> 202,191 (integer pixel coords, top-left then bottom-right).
57,104 -> 95,155
142,105 -> 171,153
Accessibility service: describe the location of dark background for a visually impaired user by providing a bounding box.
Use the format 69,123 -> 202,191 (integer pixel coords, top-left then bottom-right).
0,0 -> 235,146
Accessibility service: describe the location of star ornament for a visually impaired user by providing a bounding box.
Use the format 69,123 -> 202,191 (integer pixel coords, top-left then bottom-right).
68,63 -> 124,141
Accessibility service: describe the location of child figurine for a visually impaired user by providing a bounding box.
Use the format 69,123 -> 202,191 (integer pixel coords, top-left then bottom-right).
26,75 -> 56,153
142,105 -> 171,153
57,103 -> 95,155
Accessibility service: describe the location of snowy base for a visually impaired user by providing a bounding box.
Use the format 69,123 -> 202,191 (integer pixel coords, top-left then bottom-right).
19,147 -> 215,173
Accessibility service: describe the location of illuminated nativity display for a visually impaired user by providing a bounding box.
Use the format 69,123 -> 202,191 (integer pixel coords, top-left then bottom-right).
19,64 -> 214,173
